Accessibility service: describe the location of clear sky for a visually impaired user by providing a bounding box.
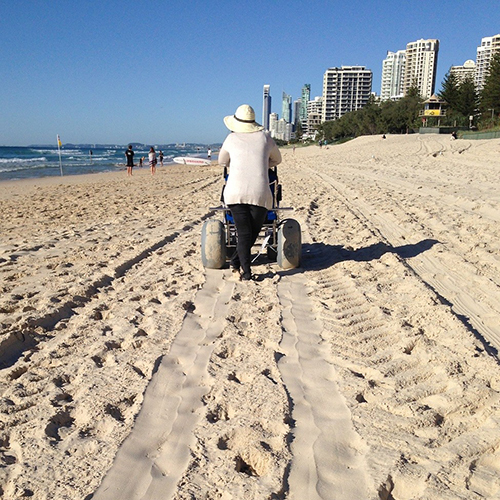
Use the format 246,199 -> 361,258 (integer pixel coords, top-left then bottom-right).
1,1 -> 499,146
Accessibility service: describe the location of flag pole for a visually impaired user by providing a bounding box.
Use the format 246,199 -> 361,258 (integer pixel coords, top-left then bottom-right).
57,134 -> 63,176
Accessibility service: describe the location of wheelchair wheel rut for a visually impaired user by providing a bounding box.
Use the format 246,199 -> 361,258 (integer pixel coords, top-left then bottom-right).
277,275 -> 370,499
93,271 -> 235,499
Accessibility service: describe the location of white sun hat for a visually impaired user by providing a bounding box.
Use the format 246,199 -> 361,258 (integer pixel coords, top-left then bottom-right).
223,104 -> 264,133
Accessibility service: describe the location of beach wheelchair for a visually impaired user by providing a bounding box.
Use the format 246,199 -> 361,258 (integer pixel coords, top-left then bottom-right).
201,166 -> 301,270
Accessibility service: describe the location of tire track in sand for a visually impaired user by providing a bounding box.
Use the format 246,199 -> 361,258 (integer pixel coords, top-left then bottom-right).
277,275 -> 370,500
308,167 -> 500,357
93,270 -> 235,500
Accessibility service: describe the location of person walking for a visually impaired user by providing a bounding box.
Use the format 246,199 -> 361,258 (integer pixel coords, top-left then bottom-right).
218,104 -> 282,281
158,150 -> 164,166
148,147 -> 157,175
125,145 -> 134,176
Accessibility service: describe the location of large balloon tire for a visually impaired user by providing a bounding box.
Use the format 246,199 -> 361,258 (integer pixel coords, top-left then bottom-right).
277,219 -> 301,269
201,219 -> 226,269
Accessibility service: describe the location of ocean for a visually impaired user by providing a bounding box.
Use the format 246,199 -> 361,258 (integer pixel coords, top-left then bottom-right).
0,144 -> 214,181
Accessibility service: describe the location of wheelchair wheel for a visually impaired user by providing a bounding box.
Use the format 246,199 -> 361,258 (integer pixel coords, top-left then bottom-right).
201,219 -> 226,269
277,219 -> 301,269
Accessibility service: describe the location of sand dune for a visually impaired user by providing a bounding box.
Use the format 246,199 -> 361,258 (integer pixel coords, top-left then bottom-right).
1,134 -> 500,499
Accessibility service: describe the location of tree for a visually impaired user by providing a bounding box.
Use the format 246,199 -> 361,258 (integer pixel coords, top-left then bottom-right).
456,74 -> 477,118
295,121 -> 304,141
480,51 -> 500,121
438,71 -> 460,111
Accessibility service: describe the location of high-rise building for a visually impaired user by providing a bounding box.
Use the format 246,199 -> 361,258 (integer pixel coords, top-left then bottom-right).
262,85 -> 271,131
475,34 -> 500,90
300,84 -> 311,123
305,96 -> 323,138
269,112 -> 278,138
293,99 -> 301,128
282,92 -> 292,123
450,60 -> 476,83
322,66 -> 373,121
380,50 -> 406,101
403,39 -> 439,98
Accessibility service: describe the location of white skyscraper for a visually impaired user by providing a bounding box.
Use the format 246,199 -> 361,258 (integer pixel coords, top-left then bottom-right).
380,50 -> 406,101
403,39 -> 439,99
322,66 -> 372,121
475,34 -> 500,90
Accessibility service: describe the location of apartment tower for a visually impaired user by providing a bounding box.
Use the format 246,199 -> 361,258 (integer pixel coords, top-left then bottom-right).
403,39 -> 439,98
282,92 -> 292,123
322,66 -> 373,121
450,60 -> 476,84
380,50 -> 406,100
475,34 -> 500,90
300,84 -> 311,123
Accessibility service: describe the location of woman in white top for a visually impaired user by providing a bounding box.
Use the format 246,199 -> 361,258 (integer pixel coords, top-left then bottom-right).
148,147 -> 157,175
218,104 -> 282,281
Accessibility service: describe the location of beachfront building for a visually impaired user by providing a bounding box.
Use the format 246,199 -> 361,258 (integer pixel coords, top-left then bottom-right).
322,66 -> 373,122
282,92 -> 292,124
304,96 -> 323,139
262,85 -> 272,131
475,34 -> 500,90
300,84 -> 311,123
403,39 -> 439,99
380,50 -> 406,101
450,60 -> 476,84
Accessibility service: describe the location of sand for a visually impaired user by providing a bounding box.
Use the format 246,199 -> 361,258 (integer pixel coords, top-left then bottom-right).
1,134 -> 500,499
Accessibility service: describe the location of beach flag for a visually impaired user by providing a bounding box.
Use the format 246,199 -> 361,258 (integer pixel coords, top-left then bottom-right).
57,135 -> 63,176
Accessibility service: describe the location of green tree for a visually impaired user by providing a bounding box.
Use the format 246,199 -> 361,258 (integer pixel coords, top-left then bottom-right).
295,121 -> 303,141
438,71 -> 460,111
456,74 -> 477,118
480,51 -> 500,121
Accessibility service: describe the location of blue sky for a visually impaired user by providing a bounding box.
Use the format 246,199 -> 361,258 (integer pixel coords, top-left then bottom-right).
1,0 -> 499,146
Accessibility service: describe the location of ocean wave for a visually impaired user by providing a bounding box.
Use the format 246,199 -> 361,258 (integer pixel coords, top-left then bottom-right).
0,162 -> 54,173
0,157 -> 47,164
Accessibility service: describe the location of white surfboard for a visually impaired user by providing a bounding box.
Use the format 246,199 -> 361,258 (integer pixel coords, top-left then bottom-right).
173,157 -> 212,166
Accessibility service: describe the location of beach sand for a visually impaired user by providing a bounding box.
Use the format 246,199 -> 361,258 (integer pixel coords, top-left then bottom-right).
1,134 -> 500,499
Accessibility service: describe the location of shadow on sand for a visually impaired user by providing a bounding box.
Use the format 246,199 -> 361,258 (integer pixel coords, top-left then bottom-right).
298,238 -> 440,272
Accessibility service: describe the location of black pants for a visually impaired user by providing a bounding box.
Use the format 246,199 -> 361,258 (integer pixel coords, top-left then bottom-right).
228,204 -> 268,278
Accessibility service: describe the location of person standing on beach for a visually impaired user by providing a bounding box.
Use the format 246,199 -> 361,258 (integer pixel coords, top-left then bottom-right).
207,147 -> 212,160
219,104 -> 281,281
148,147 -> 157,175
125,145 -> 134,176
158,150 -> 164,166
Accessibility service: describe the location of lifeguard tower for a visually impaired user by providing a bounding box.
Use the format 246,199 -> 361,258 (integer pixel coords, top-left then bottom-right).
420,94 -> 447,127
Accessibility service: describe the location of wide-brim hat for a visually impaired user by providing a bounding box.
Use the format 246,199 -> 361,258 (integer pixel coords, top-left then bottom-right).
224,104 -> 264,133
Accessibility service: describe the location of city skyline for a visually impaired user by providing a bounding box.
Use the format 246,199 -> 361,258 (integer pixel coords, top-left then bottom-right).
1,1 -> 499,146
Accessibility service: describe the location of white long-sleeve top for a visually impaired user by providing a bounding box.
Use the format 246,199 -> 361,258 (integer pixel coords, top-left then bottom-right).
218,131 -> 282,210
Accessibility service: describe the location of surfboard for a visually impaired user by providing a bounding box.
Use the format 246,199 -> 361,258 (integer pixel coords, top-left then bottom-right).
173,157 -> 212,166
